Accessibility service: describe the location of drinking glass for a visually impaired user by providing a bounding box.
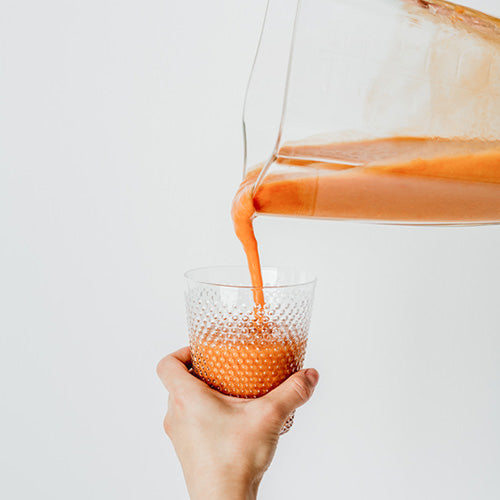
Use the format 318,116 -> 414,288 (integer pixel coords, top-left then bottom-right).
185,266 -> 316,434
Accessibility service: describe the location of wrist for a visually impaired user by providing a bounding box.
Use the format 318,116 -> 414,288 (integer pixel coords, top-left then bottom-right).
185,468 -> 260,500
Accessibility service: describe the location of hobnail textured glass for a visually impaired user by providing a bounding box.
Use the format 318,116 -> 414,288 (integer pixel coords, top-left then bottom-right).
185,266 -> 316,435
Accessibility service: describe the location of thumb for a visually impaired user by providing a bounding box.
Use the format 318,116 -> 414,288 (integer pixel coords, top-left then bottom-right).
260,368 -> 319,422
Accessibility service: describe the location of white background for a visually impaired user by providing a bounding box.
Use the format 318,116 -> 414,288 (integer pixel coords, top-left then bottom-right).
2,1 -> 500,499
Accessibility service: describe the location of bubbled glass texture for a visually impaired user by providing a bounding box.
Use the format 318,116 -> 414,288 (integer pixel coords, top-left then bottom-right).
185,284 -> 314,434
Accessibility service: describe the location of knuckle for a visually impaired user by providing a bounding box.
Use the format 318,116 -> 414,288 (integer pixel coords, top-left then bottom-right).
170,391 -> 186,411
290,376 -> 311,402
156,355 -> 171,377
163,414 -> 173,437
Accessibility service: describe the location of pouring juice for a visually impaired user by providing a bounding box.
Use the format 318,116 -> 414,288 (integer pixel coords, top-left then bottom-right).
234,0 -> 500,290
192,0 -> 500,406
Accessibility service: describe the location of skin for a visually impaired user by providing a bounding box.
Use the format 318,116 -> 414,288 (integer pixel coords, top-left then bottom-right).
157,346 -> 319,500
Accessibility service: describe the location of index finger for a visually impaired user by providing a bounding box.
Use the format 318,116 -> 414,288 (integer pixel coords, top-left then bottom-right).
156,346 -> 198,393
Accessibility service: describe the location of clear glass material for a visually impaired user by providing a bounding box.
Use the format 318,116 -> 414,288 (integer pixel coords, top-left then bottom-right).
243,0 -> 500,225
185,266 -> 316,434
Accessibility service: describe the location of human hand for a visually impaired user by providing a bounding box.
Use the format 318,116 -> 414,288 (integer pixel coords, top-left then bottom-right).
157,346 -> 319,500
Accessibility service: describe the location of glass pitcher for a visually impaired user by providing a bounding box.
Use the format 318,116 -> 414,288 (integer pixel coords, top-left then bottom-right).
243,0 -> 500,225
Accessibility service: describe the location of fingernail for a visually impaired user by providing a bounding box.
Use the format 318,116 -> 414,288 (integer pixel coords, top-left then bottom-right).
305,369 -> 319,386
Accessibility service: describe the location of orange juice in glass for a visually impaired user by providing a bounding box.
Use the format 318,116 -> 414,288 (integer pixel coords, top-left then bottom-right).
185,266 -> 316,434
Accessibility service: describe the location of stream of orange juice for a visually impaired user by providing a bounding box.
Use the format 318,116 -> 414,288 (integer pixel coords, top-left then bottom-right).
233,137 -> 500,296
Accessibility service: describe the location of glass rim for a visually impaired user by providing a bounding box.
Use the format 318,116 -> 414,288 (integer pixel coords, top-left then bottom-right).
184,265 -> 317,290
